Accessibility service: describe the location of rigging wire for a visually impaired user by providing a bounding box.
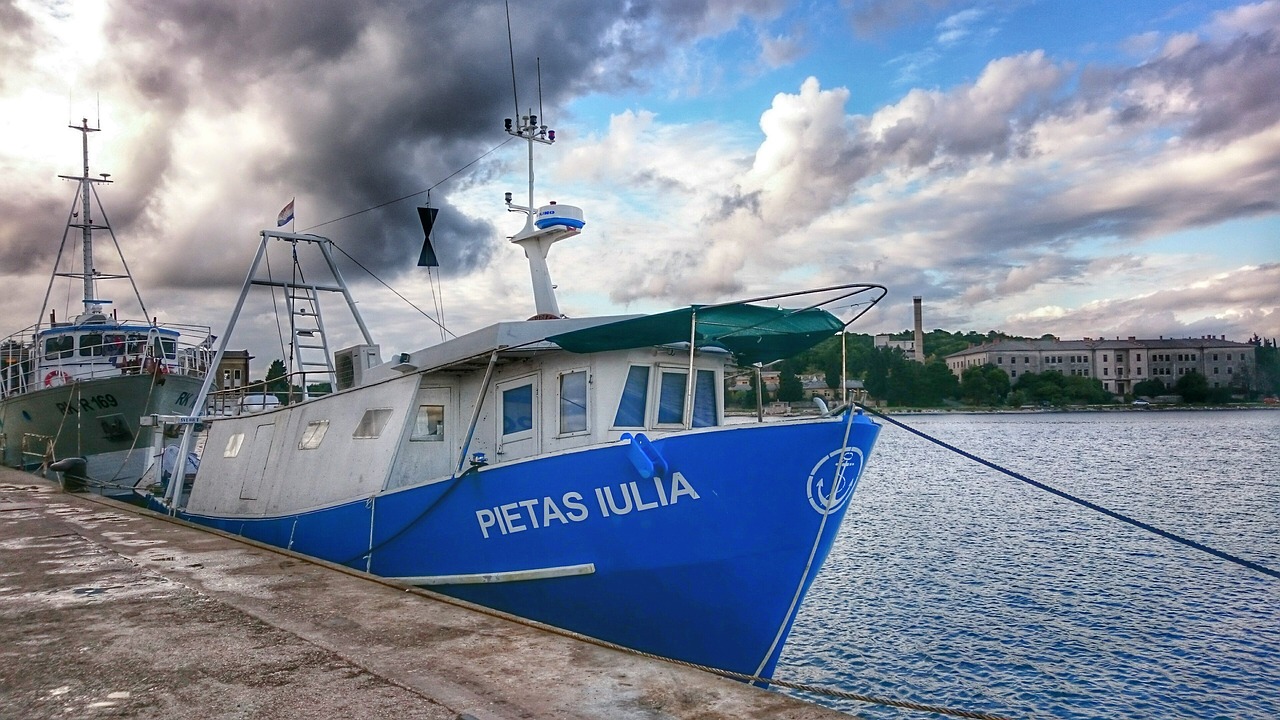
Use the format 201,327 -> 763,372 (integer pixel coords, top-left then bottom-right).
506,0 -> 520,120
856,403 -> 1280,581
328,241 -> 456,339
426,190 -> 448,343
299,137 -> 515,233
289,134 -> 517,343
264,246 -> 289,379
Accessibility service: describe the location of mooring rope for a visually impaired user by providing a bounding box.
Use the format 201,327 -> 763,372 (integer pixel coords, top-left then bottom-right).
856,404 -> 1280,581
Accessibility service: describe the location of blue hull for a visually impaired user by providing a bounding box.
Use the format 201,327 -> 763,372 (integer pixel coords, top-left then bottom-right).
166,412 -> 879,678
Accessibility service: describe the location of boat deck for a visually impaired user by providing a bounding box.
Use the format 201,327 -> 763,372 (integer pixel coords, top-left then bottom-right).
0,467 -> 855,719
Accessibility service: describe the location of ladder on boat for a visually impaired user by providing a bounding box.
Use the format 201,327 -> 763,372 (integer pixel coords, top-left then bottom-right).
285,283 -> 337,400
237,231 -> 375,403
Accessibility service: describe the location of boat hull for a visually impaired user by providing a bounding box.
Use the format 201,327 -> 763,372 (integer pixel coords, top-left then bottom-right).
168,412 -> 879,678
0,374 -> 203,496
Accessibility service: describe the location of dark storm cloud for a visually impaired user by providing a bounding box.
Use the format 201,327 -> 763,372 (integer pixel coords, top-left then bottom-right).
79,0 -> 771,290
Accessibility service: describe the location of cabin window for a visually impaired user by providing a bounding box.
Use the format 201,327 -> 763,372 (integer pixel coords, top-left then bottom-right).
153,336 -> 177,359
410,405 -> 445,442
224,432 -> 245,458
79,333 -> 104,356
692,369 -> 717,428
299,420 -> 329,449
103,334 -> 126,357
127,334 -> 148,354
613,365 -> 649,428
44,335 -> 74,360
656,368 -> 718,427
353,408 -> 393,439
559,370 -> 588,435
657,369 -> 687,425
502,383 -> 534,436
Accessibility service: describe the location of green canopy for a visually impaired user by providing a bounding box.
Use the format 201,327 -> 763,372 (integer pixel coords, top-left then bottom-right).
547,303 -> 845,365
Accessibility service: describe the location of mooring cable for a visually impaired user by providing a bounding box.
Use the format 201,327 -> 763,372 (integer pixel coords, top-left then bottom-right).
855,404 -> 1280,581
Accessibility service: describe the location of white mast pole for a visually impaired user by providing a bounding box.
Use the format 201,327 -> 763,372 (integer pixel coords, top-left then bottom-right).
505,114 -> 578,318
78,120 -> 96,306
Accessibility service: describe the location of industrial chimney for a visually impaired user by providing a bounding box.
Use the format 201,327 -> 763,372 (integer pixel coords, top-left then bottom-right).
913,296 -> 924,363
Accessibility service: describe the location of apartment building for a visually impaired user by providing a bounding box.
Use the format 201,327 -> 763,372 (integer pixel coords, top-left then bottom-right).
945,336 -> 1256,396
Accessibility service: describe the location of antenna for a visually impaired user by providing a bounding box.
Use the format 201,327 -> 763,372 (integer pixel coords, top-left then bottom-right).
506,0 -> 519,120
537,57 -> 544,127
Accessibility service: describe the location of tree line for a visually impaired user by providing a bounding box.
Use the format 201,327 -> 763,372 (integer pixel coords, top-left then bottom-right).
728,329 -> 1278,409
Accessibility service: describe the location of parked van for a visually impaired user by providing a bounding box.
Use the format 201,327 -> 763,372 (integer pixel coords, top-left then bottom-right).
238,393 -> 282,413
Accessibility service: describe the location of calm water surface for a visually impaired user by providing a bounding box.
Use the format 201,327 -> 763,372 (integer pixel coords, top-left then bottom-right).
778,409 -> 1280,719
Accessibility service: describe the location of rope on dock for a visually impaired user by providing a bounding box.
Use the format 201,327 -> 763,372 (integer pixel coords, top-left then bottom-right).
855,403 -> 1280,582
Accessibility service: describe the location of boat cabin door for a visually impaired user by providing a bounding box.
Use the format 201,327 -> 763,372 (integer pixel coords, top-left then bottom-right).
495,374 -> 540,462
400,385 -> 454,482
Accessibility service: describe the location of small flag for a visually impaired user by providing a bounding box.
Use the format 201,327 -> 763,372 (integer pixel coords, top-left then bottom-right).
277,199 -> 295,227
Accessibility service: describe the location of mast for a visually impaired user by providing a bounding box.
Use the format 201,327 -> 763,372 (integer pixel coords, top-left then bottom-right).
77,119 -> 96,304
503,114 -> 583,318
55,118 -> 114,319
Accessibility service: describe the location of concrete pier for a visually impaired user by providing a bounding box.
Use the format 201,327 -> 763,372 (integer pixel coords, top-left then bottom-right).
0,468 -> 855,719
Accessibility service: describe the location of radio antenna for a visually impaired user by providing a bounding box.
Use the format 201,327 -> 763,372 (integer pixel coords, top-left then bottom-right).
505,0 -> 519,120
537,57 -> 545,125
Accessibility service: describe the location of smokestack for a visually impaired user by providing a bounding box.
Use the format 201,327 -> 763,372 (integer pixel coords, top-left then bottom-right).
913,296 -> 924,363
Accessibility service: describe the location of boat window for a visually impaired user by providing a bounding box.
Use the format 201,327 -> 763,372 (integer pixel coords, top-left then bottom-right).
44,335 -> 74,360
613,366 -> 649,428
502,383 -> 534,436
692,369 -> 718,428
151,336 -> 177,359
559,370 -> 588,434
410,404 -> 445,442
79,333 -> 104,357
103,334 -> 127,357
299,420 -> 330,449
224,433 -> 245,458
353,408 -> 394,438
657,369 -> 687,425
127,334 -> 148,354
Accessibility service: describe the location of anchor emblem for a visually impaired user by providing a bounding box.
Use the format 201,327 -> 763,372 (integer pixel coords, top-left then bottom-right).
805,447 -> 865,515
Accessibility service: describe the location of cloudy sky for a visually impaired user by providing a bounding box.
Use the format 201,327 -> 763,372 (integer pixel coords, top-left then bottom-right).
2,0 -> 1278,369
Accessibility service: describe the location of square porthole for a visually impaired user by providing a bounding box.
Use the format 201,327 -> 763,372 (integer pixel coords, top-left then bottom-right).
299,420 -> 329,450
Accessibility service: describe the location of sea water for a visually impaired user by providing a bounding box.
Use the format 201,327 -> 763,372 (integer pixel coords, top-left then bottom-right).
778,409 -> 1280,719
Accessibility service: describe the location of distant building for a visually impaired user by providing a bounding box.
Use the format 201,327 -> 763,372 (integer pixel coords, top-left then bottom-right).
209,350 -> 255,415
727,370 -> 780,393
874,334 -> 915,355
944,336 -> 1256,396
215,350 -> 253,392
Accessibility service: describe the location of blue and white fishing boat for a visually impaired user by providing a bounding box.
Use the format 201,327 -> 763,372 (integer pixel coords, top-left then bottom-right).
0,120 -> 210,496
149,114 -> 885,679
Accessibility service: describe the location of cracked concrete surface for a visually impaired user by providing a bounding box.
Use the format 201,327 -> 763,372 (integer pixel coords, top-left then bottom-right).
0,469 -> 854,719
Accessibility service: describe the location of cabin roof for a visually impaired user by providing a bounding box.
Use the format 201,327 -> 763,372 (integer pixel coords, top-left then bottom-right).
548,304 -> 845,365
380,301 -> 845,378
38,324 -> 181,338
382,314 -> 642,377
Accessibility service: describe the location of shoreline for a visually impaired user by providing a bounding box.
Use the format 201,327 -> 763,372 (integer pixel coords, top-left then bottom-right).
727,403 -> 1280,419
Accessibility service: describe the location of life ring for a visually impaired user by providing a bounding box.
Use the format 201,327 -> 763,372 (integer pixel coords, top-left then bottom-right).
43,370 -> 72,388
